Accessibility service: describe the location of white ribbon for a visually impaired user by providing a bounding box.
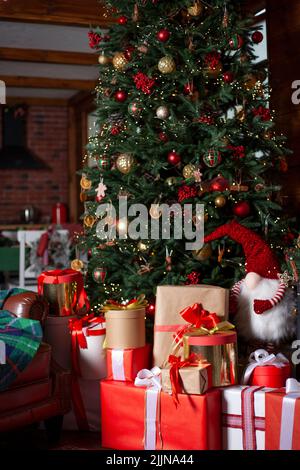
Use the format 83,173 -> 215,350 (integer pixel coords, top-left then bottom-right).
111,349 -> 125,381
242,349 -> 289,385
134,367 -> 162,450
280,378 -> 300,450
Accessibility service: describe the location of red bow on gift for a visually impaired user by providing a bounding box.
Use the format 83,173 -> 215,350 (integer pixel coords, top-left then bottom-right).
69,315 -> 105,375
168,354 -> 201,406
174,303 -> 220,343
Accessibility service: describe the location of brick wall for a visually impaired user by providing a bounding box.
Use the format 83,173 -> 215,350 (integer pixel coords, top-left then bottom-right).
0,106 -> 69,224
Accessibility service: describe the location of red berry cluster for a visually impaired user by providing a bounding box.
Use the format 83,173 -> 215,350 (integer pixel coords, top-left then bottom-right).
227,145 -> 245,159
198,114 -> 214,125
252,106 -> 271,121
88,31 -> 110,49
185,271 -> 201,285
178,185 -> 198,203
133,72 -> 156,95
205,51 -> 221,70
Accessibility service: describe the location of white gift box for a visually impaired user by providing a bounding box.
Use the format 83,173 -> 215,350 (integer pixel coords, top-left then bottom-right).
221,385 -> 273,450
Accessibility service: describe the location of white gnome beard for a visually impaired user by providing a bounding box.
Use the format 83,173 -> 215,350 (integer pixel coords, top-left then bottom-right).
234,278 -> 296,344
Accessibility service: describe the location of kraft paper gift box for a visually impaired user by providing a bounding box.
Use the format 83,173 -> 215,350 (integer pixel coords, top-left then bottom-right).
106,344 -> 152,382
153,285 -> 229,367
265,379 -> 300,450
221,385 -> 272,450
101,379 -> 221,450
161,362 -> 212,396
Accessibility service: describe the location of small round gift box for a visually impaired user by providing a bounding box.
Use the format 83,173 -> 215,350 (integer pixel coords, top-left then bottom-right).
183,330 -> 238,387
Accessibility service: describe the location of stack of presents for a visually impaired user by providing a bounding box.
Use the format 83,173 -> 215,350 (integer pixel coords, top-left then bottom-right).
39,270 -> 300,450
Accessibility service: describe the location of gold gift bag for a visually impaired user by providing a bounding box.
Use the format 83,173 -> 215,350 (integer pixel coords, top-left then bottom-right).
38,269 -> 89,317
183,331 -> 238,387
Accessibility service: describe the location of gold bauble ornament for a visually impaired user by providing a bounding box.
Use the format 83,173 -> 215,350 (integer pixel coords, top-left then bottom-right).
116,153 -> 135,174
215,195 -> 227,207
192,243 -> 212,261
84,215 -> 96,228
112,52 -> 128,71
158,56 -> 176,74
183,163 -> 197,179
188,1 -> 203,16
165,176 -> 178,187
71,259 -> 84,271
137,240 -> 149,252
98,53 -> 111,65
204,63 -> 223,78
80,176 -> 92,190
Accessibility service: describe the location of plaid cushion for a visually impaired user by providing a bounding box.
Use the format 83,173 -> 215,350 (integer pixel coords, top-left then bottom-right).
0,289 -> 42,391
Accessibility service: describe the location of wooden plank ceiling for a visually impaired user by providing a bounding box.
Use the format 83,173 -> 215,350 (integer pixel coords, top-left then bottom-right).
0,0 -> 114,106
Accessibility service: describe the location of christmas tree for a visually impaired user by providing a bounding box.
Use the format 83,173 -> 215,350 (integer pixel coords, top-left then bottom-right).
78,0 -> 290,313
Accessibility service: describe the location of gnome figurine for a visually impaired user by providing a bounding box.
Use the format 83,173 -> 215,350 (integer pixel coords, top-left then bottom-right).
204,220 -> 296,344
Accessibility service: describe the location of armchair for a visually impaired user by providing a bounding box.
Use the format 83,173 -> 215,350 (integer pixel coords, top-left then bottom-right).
0,291 -> 72,443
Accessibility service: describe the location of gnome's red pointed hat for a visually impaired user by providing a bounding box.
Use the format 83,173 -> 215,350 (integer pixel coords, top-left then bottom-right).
204,219 -> 281,279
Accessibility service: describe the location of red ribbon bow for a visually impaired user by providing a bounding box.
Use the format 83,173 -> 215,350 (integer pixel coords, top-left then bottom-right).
174,303 -> 220,343
168,354 -> 200,406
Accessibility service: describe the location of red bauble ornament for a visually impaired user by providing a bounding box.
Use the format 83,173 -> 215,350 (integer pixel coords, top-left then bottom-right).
156,29 -> 171,42
233,201 -> 251,217
168,150 -> 181,165
111,126 -> 121,135
229,34 -> 244,50
223,71 -> 234,83
158,131 -> 169,142
118,15 -> 128,25
252,31 -> 263,44
146,303 -> 156,317
210,176 -> 229,192
124,45 -> 135,61
114,90 -> 127,102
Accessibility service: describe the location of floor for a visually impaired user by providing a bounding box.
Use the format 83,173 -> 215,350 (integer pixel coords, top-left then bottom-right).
0,428 -> 101,450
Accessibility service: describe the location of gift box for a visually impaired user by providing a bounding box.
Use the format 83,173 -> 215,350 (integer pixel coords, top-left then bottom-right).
241,349 -> 291,388
101,379 -> 221,450
69,316 -> 107,380
153,285 -> 229,367
221,385 -> 270,450
161,358 -> 212,398
106,344 -> 151,382
265,379 -> 300,450
38,269 -> 89,316
183,331 -> 238,387
103,297 -> 147,349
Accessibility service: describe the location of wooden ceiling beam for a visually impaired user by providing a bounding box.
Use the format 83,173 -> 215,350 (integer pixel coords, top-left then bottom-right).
0,47 -> 97,66
2,75 -> 96,90
0,0 -> 113,27
6,96 -> 69,107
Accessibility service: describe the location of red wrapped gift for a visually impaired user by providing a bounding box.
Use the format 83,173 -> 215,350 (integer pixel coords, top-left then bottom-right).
242,349 -> 291,388
266,379 -> 300,450
101,376 -> 221,450
106,344 -> 151,382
